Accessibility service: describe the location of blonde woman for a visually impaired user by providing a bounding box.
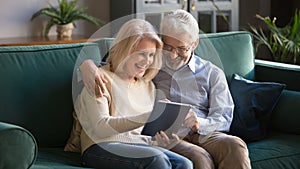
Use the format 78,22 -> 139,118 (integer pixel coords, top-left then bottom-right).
75,19 -> 193,169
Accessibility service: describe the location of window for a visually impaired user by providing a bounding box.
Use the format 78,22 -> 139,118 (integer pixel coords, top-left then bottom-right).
190,0 -> 239,32
135,0 -> 239,33
136,0 -> 186,29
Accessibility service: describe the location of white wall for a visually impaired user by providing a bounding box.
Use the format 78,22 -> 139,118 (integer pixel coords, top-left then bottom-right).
0,0 -> 109,38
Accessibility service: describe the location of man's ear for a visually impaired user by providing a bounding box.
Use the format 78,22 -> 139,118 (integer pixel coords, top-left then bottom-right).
191,38 -> 199,51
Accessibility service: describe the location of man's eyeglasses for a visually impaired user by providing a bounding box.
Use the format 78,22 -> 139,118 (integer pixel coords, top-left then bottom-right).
163,42 -> 194,55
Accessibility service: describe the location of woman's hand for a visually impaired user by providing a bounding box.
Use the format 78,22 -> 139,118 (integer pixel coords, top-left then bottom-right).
153,131 -> 180,149
80,60 -> 107,97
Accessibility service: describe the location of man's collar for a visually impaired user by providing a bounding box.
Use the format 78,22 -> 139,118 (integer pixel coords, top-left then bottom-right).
187,53 -> 196,73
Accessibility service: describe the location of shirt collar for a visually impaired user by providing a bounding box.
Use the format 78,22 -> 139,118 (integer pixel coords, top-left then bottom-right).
187,53 -> 196,73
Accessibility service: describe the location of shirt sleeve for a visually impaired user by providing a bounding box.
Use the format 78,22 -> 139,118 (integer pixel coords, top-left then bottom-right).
76,87 -> 150,140
197,68 -> 234,135
76,60 -> 102,83
73,52 -> 101,101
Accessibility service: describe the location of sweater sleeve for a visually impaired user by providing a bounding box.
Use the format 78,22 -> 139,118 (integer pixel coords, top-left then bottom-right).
76,87 -> 150,140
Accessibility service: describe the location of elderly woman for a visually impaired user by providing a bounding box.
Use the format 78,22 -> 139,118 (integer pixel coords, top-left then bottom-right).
75,19 -> 193,169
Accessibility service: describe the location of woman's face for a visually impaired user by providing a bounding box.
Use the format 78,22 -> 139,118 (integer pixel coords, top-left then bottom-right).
122,38 -> 157,81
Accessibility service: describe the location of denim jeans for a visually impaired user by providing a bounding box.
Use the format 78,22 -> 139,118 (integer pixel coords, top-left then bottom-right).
82,142 -> 193,169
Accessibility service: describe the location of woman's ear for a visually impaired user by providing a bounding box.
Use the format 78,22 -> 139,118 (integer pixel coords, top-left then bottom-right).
191,38 -> 199,51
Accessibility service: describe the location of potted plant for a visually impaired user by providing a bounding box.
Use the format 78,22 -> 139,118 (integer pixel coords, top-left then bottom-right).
31,0 -> 103,37
250,9 -> 300,65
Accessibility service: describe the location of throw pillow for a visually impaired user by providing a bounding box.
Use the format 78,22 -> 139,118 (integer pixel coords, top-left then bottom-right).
229,74 -> 285,142
64,110 -> 82,153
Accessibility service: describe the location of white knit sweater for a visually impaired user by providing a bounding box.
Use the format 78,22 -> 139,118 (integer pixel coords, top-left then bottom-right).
75,65 -> 155,153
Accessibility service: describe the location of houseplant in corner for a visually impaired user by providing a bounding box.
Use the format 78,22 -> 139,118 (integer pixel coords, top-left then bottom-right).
31,0 -> 103,38
250,9 -> 300,65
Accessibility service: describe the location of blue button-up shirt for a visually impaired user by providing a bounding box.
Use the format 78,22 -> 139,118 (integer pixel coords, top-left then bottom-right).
153,54 -> 234,135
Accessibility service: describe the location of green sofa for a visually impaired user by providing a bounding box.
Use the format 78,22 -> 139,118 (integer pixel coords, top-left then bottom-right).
0,31 -> 300,169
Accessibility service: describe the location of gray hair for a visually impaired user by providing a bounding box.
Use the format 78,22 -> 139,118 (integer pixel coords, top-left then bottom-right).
160,9 -> 199,43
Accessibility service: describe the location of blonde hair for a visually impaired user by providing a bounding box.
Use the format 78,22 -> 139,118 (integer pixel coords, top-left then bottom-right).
160,9 -> 199,43
107,19 -> 162,81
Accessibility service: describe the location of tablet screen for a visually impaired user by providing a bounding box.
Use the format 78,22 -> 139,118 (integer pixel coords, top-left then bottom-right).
141,101 -> 191,137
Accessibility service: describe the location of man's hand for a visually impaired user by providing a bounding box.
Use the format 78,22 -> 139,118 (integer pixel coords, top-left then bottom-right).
80,60 -> 107,97
153,131 -> 180,149
184,110 -> 199,132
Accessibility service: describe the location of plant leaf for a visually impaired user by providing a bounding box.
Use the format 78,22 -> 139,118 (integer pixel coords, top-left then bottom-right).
44,20 -> 56,36
30,8 -> 52,20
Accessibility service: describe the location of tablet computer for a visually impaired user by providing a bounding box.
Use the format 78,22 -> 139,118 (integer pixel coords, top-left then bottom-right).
141,100 -> 191,137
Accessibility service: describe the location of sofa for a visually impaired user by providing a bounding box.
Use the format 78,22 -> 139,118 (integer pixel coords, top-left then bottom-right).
0,31 -> 299,169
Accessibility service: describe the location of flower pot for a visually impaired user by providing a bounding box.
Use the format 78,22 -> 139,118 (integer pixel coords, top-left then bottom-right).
56,23 -> 74,38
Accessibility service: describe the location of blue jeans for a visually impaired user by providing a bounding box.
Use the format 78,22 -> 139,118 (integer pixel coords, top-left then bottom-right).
82,142 -> 193,169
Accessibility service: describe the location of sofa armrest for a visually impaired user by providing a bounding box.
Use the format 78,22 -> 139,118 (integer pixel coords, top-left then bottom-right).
0,122 -> 37,169
255,59 -> 300,91
254,60 -> 300,134
270,90 -> 300,135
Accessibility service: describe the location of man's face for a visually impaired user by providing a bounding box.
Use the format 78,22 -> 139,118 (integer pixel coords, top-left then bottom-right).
162,35 -> 195,70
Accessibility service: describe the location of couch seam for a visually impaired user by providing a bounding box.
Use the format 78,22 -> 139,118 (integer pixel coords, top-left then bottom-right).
251,152 -> 300,163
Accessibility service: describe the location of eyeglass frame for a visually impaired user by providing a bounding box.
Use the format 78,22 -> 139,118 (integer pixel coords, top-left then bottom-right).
162,41 -> 195,55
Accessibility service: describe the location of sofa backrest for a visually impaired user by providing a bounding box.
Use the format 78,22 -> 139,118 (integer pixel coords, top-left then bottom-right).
195,31 -> 255,82
0,43 -> 101,147
97,31 -> 255,82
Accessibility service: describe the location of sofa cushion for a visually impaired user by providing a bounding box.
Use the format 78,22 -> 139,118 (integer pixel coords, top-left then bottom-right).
31,148 -> 91,169
96,32 -> 256,83
229,74 -> 285,142
94,38 -> 114,62
248,132 -> 300,169
64,111 -> 81,153
195,31 -> 255,82
0,43 -> 101,147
